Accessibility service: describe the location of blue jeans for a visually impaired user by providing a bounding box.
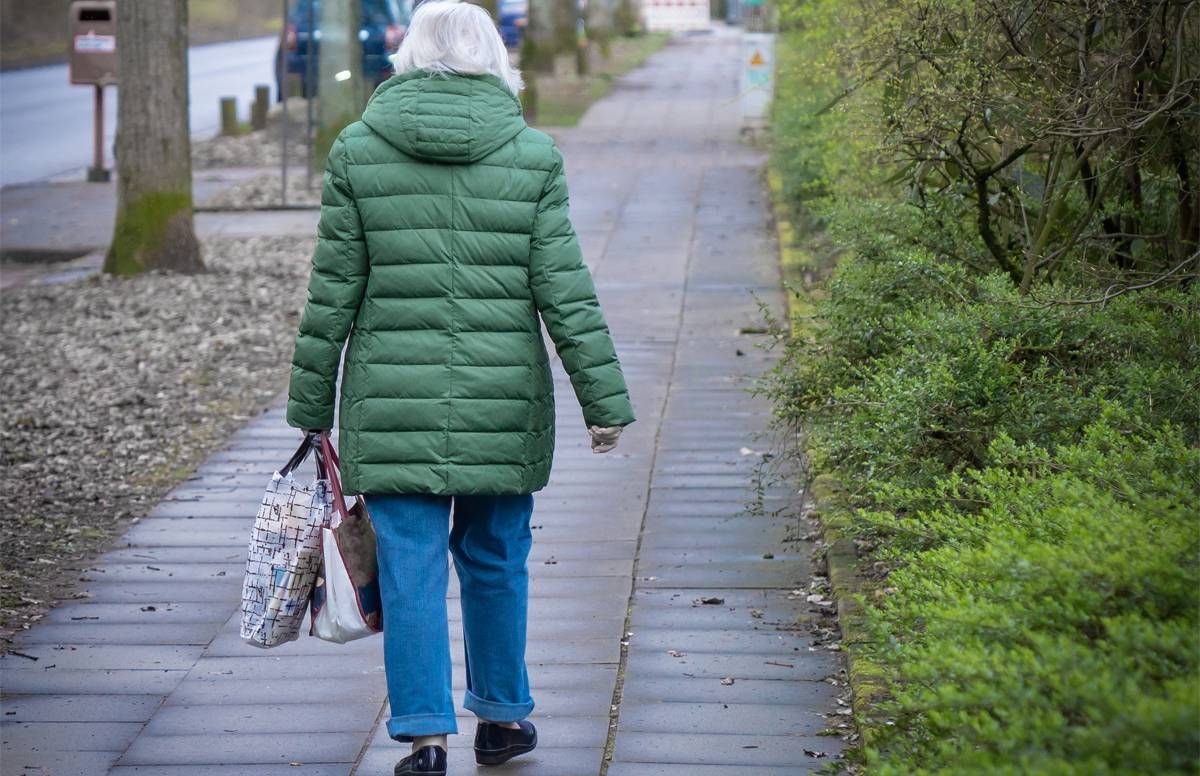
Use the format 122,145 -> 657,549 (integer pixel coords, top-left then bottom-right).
366,493 -> 536,741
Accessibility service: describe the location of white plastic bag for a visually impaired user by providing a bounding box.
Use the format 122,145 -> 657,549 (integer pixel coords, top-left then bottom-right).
310,435 -> 383,643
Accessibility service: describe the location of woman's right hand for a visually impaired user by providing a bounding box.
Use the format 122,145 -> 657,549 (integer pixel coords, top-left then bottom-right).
588,425 -> 622,454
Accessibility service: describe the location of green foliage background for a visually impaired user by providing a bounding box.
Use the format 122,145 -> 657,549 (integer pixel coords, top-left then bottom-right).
764,0 -> 1200,772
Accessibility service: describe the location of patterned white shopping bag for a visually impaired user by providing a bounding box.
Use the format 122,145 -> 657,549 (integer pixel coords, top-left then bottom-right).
240,433 -> 332,648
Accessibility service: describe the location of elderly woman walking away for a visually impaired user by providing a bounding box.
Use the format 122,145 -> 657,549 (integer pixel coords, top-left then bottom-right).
284,1 -> 635,774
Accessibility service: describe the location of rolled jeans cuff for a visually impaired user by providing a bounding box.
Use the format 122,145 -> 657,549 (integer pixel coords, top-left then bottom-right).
464,688 -> 534,723
387,712 -> 459,742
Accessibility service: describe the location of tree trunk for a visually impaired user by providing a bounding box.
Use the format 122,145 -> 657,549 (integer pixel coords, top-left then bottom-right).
590,0 -> 615,61
574,0 -> 591,76
315,0 -> 364,169
526,0 -> 560,75
554,0 -> 578,57
104,0 -> 202,275
614,0 -> 639,37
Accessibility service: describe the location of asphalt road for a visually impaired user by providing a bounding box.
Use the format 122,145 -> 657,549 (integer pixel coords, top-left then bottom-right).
0,36 -> 278,187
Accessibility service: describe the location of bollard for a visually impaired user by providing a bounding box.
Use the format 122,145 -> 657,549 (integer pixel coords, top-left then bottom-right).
252,85 -> 270,131
220,96 -> 239,136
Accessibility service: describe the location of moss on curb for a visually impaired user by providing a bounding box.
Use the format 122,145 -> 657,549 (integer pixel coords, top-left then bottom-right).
766,168 -> 817,334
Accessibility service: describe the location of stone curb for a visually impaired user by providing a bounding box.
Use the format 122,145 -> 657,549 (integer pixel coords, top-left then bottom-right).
765,166 -> 885,749
809,478 -> 885,748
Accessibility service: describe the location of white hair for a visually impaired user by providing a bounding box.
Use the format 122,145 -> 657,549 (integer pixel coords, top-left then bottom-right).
389,0 -> 524,94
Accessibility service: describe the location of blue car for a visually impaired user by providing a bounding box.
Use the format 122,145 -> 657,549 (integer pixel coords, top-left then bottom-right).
276,0 -> 413,98
498,0 -> 527,49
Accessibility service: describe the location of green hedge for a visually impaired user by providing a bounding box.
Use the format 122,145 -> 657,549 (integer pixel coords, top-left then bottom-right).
766,9 -> 1200,775
769,249 -> 1200,772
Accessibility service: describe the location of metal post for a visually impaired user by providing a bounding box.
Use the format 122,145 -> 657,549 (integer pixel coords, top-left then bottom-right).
87,84 -> 110,182
281,0 -> 289,207
305,0 -> 315,189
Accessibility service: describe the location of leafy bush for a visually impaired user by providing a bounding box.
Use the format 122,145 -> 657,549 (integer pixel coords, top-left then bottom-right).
864,418 -> 1199,775
763,247 -> 1200,773
766,2 -> 1200,772
775,0 -> 1200,286
772,248 -> 1198,496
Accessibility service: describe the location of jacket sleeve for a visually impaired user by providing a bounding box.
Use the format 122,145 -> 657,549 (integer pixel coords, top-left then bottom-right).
529,149 -> 636,428
286,137 -> 369,431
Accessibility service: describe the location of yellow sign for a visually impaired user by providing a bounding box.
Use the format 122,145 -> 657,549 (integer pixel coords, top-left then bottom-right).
749,51 -> 764,66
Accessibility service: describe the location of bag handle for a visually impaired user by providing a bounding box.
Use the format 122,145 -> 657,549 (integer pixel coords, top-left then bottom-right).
319,433 -> 365,522
279,432 -> 321,479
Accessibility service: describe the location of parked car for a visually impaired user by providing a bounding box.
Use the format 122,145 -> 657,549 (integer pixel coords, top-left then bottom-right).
498,0 -> 527,49
276,0 -> 413,98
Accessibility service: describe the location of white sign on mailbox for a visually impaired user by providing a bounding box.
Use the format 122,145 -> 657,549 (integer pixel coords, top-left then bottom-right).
74,32 -> 116,52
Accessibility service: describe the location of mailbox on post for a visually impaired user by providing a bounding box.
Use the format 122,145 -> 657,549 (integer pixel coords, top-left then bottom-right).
68,1 -> 117,181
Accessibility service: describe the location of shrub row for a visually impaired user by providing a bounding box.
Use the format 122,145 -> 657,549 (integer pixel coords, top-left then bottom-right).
766,7 -> 1200,774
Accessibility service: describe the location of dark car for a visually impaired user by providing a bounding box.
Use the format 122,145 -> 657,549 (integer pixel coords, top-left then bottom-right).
498,0 -> 527,49
277,0 -> 413,98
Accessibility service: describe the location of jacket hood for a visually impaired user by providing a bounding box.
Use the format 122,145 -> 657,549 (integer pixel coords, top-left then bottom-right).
361,70 -> 526,164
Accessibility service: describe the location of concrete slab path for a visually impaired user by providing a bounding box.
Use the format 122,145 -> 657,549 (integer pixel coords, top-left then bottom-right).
0,27 -> 843,776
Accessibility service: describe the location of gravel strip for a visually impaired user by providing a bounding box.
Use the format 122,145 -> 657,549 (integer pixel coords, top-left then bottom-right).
203,171 -> 322,209
193,97 -> 312,169
0,235 -> 314,646
193,129 -> 309,170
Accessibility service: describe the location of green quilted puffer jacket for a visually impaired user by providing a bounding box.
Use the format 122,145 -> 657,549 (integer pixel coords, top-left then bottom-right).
286,70 -> 636,495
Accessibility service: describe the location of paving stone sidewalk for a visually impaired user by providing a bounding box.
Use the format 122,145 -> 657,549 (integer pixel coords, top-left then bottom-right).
0,27 -> 844,776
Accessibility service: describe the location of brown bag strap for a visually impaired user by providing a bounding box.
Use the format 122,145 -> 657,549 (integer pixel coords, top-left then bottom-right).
319,433 -> 365,522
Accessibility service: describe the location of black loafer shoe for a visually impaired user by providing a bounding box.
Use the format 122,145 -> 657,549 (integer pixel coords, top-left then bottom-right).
474,720 -> 537,765
394,745 -> 446,775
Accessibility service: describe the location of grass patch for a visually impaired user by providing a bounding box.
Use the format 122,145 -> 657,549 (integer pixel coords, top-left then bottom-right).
529,33 -> 670,128
187,0 -> 281,45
